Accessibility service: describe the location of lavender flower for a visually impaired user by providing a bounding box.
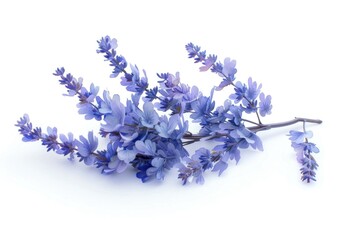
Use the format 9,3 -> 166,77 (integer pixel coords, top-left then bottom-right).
134,140 -> 182,181
192,148 -> 213,171
120,64 -> 148,93
177,158 -> 204,185
190,88 -> 215,122
53,68 -> 103,120
259,93 -> 272,117
146,157 -> 166,180
244,77 -> 262,101
177,163 -> 193,185
135,140 -> 157,156
15,114 -> 42,142
96,36 -> 118,53
100,94 -> 125,133
154,72 -> 201,115
176,147 -> 214,185
200,54 -> 217,72
215,63 -> 236,90
186,43 -> 237,90
230,82 -> 247,103
155,114 -> 179,138
54,68 -> 82,96
41,127 -> 59,152
212,160 -> 228,176
75,131 -> 98,165
222,58 -> 237,79
211,151 -> 229,176
289,130 -> 320,182
289,130 -> 313,144
144,86 -> 158,102
97,35 -> 127,78
240,78 -> 262,114
102,143 -> 134,174
185,43 -> 206,63
77,83 -> 101,120
57,133 -> 76,160
15,36 -> 322,185
140,102 -> 159,128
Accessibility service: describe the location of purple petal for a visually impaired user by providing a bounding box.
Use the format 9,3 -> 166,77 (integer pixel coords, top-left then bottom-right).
117,149 -> 136,163
135,140 -> 157,156
212,160 -> 228,176
84,155 -> 96,165
116,160 -> 128,173
151,157 -> 165,168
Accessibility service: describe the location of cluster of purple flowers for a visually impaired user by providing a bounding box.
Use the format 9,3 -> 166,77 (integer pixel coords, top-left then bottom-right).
16,36 -> 321,184
288,130 -> 319,182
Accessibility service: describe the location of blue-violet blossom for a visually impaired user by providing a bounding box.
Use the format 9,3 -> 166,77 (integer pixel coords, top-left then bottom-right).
15,36 -> 322,185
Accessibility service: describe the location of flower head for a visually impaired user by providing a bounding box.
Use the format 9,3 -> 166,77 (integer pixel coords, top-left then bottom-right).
200,54 -> 217,72
259,93 -> 272,117
75,131 -> 98,165
15,114 -> 42,142
96,36 -> 118,53
140,102 -> 159,128
211,156 -> 228,176
41,127 -> 59,152
289,130 -> 313,144
144,87 -> 158,102
77,83 -> 101,120
146,157 -> 166,180
245,77 -> 262,101
102,143 -> 136,174
192,148 -> 213,171
190,88 -> 215,122
214,58 -> 237,90
101,94 -> 125,133
230,81 -> 247,103
97,36 -> 127,78
57,133 -> 76,160
222,57 -> 237,79
155,114 -> 179,138
185,43 -> 206,63
15,36 -> 322,186
289,130 -> 319,182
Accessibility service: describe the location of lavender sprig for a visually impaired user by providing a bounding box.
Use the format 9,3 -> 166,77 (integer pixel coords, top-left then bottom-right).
15,35 -> 322,185
15,114 -> 100,162
288,124 -> 320,182
97,36 -> 127,78
53,68 -> 102,121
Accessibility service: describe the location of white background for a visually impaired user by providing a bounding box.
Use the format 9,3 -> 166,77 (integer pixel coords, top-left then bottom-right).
0,0 -> 359,239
